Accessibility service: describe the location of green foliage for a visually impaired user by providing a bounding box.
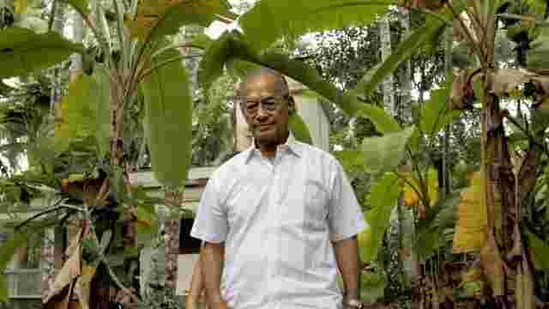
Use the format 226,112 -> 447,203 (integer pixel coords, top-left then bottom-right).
199,32 -> 339,104
127,0 -> 235,43
141,47 -> 192,189
363,172 -> 400,262
353,15 -> 446,98
288,113 -> 313,144
361,126 -> 415,174
199,31 -> 400,136
192,72 -> 235,166
0,27 -> 83,78
419,84 -> 461,136
56,68 -> 111,156
527,25 -> 549,73
360,270 -> 386,303
239,0 -> 394,51
355,103 -> 401,134
414,193 -> 460,259
526,230 -> 549,270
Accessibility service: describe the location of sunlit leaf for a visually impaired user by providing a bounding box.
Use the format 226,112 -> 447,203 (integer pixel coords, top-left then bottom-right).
0,27 -> 84,79
56,68 -> 111,156
288,113 -> 312,144
361,126 -> 415,174
126,0 -> 236,42
400,168 -> 438,208
453,171 -> 487,253
362,172 -> 400,262
239,0 -> 394,51
141,47 -> 192,188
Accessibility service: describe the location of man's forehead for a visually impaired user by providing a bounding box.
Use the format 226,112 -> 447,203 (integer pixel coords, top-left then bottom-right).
240,71 -> 289,97
243,74 -> 278,92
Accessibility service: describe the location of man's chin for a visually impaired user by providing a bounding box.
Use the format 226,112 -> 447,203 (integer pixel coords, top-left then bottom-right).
253,132 -> 277,144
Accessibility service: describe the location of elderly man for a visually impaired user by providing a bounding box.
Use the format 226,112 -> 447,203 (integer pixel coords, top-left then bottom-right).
190,68 -> 366,309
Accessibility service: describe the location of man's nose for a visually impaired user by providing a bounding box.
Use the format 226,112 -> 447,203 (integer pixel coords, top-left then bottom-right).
254,105 -> 269,119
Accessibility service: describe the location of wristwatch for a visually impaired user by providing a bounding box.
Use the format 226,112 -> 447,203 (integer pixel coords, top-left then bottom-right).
346,299 -> 363,309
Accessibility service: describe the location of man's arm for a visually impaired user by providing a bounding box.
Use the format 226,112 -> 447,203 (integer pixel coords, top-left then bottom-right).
333,236 -> 360,307
201,241 -> 228,309
186,258 -> 205,309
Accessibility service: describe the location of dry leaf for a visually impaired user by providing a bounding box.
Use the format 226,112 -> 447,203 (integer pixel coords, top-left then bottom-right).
480,233 -> 505,296
453,171 -> 488,253
44,243 -> 82,303
490,68 -> 536,97
450,70 -> 476,110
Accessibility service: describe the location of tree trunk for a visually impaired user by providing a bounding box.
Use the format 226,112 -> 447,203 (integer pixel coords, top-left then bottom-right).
480,68 -> 515,307
379,15 -> 395,116
69,9 -> 84,80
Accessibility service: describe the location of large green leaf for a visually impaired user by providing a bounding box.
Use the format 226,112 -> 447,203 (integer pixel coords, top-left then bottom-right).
56,68 -> 111,156
414,193 -> 460,259
354,100 -> 400,134
362,172 -> 400,262
288,113 -> 312,144
361,126 -> 415,174
353,13 -> 447,97
141,47 -> 192,189
199,32 -> 340,103
0,27 -> 84,79
334,150 -> 365,174
239,0 -> 394,51
526,230 -> 549,270
198,32 -> 399,134
419,84 -> 461,136
126,0 -> 236,43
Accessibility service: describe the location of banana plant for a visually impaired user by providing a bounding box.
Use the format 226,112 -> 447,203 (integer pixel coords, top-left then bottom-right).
0,0 -> 237,304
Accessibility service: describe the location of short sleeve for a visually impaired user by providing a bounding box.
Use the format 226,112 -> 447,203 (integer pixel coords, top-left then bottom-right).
327,160 -> 368,242
190,177 -> 229,243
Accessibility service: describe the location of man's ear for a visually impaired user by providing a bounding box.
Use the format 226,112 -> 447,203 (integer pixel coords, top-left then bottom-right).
288,96 -> 296,115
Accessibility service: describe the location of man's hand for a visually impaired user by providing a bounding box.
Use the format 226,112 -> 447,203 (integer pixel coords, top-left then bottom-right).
212,300 -> 229,309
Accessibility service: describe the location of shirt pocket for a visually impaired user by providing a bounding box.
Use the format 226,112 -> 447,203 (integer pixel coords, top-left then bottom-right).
303,179 -> 328,231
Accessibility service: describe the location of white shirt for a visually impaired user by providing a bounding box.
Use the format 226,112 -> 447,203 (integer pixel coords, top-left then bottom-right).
190,136 -> 367,309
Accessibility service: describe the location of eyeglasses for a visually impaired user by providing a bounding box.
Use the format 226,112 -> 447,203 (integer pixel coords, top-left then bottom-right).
240,95 -> 289,116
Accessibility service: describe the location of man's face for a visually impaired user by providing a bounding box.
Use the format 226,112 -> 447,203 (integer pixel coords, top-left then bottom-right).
240,74 -> 293,144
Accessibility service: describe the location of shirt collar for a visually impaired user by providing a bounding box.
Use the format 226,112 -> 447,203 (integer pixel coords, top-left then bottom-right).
244,132 -> 302,164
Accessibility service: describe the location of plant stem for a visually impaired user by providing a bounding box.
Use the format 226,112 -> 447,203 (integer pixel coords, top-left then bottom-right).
447,2 -> 484,62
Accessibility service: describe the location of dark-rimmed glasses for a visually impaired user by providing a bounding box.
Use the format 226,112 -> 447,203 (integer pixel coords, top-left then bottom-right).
239,95 -> 289,116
